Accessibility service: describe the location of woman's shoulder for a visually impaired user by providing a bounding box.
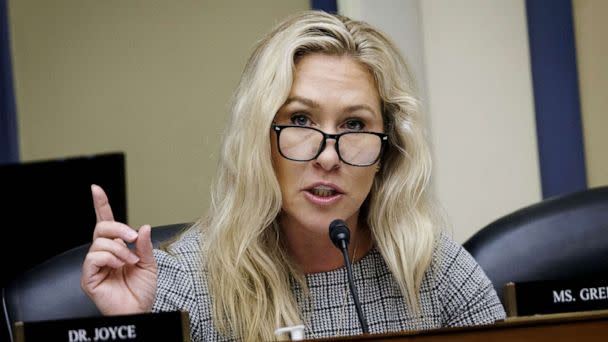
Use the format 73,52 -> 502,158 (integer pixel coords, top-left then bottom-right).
161,226 -> 202,254
428,231 -> 506,326
429,231 -> 489,288
153,226 -> 205,273
432,232 -> 476,270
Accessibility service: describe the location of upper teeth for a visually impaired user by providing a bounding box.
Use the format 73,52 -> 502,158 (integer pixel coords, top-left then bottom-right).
312,186 -> 336,197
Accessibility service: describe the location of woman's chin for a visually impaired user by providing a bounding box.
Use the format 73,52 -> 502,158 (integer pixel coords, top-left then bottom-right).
292,215 -> 345,236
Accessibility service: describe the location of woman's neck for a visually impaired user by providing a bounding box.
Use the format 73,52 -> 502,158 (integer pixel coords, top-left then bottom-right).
281,219 -> 373,274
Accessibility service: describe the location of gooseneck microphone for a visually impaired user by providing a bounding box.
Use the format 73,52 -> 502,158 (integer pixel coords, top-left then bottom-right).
329,219 -> 370,334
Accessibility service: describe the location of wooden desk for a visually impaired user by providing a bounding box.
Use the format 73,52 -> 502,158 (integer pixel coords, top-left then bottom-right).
313,310 -> 608,341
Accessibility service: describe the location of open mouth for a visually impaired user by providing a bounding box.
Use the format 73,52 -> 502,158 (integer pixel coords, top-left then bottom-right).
307,184 -> 341,197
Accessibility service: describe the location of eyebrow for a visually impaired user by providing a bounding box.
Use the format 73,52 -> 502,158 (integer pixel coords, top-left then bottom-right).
283,96 -> 320,108
345,104 -> 378,115
283,96 -> 379,115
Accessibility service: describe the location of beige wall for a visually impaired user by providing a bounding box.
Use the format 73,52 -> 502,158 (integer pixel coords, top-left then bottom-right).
9,0 -> 308,228
420,0 -> 542,242
573,0 -> 608,188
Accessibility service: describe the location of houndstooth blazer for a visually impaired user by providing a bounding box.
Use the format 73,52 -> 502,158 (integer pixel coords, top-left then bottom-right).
152,229 -> 506,341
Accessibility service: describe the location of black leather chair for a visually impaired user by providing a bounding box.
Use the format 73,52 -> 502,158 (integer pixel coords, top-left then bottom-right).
1,223 -> 188,342
463,186 -> 608,303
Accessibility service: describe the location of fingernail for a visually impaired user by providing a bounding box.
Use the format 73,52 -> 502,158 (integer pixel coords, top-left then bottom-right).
128,230 -> 138,240
130,255 -> 140,264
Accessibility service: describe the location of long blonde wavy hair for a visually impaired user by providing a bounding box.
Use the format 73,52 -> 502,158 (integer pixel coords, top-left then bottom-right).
201,10 -> 438,341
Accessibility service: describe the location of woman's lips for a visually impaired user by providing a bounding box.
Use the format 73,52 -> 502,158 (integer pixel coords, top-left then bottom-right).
302,182 -> 345,206
303,189 -> 343,206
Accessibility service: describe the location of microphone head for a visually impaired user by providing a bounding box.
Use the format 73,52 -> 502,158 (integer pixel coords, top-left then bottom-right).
329,219 -> 350,249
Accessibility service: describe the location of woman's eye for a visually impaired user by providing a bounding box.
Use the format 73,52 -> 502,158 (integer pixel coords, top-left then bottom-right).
290,114 -> 310,126
344,119 -> 365,131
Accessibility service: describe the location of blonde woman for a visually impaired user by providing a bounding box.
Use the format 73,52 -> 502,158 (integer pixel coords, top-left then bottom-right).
81,11 -> 505,341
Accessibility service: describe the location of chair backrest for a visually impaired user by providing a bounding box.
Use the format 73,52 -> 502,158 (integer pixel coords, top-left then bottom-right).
463,186 -> 608,303
1,223 -> 189,341
0,152 -> 127,288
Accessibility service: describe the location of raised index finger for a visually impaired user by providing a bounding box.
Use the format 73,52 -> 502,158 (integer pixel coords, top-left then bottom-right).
91,184 -> 115,222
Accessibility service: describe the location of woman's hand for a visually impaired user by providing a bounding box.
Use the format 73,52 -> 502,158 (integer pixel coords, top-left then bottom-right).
81,185 -> 157,315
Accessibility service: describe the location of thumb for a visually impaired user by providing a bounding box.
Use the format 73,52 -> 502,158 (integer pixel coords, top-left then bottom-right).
135,225 -> 155,264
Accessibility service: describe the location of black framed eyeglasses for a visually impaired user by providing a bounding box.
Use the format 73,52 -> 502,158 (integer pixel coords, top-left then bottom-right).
272,124 -> 388,167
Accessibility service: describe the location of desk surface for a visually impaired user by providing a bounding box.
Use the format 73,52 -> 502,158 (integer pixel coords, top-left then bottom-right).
312,309 -> 608,341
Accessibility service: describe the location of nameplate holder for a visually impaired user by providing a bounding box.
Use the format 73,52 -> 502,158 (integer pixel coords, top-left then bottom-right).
13,311 -> 190,342
504,278 -> 608,317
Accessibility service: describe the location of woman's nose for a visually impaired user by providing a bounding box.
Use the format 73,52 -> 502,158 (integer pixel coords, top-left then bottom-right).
314,139 -> 341,171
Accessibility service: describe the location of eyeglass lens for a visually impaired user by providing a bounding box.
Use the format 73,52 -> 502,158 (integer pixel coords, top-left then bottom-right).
278,127 -> 381,166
